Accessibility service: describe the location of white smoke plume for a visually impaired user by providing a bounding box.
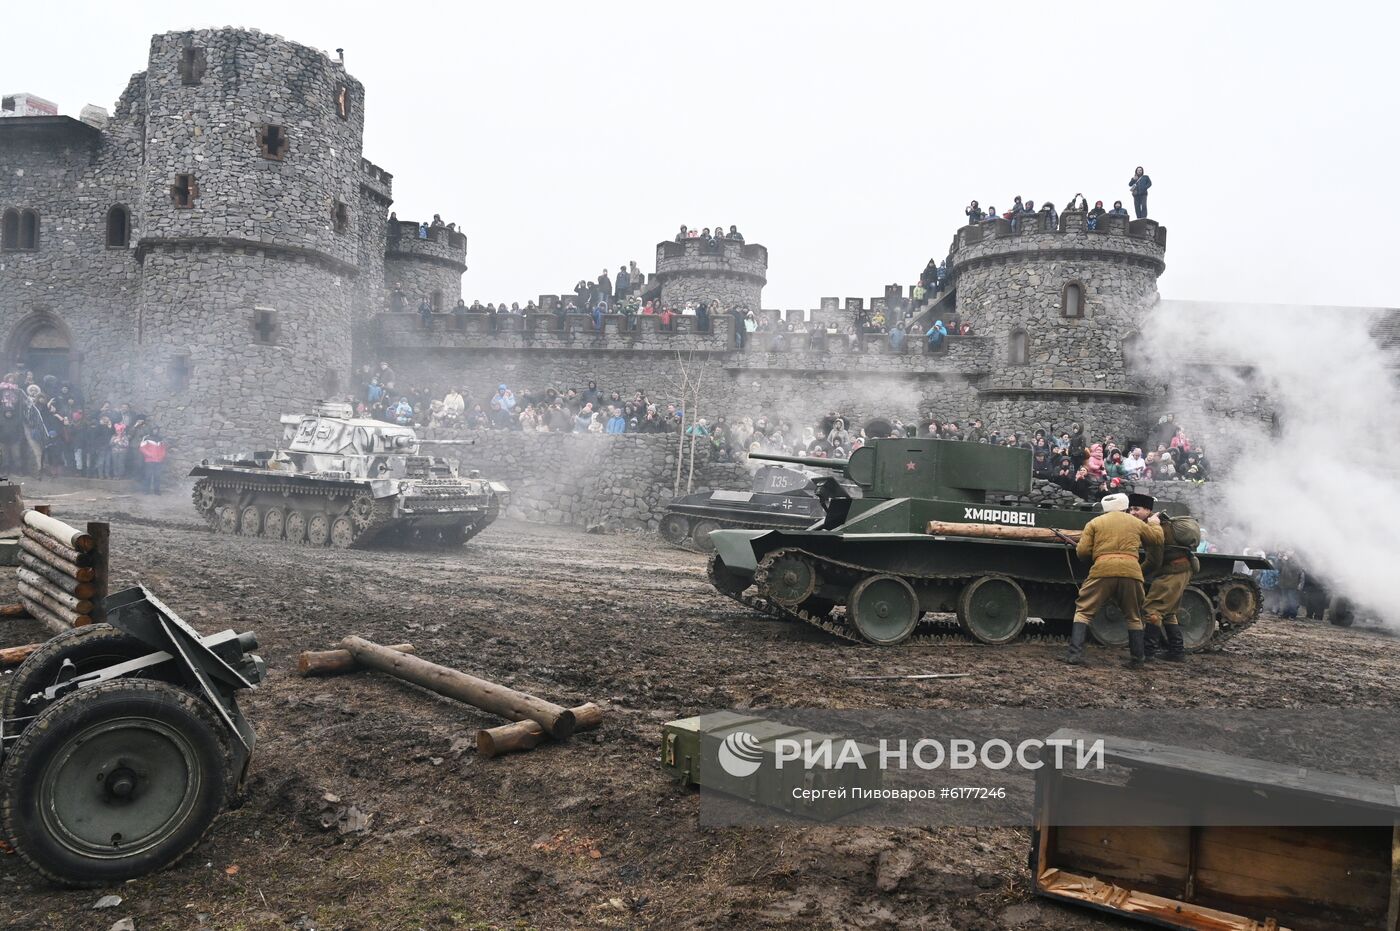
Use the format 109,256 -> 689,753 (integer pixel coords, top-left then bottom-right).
1139,300 -> 1400,624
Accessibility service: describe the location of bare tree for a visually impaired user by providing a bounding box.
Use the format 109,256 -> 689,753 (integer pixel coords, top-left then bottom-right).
661,350 -> 707,496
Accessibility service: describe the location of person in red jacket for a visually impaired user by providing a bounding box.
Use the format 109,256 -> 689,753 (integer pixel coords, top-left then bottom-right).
139,427 -> 168,495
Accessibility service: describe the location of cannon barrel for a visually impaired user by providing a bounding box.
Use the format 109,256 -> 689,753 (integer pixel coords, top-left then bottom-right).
748,451 -> 850,470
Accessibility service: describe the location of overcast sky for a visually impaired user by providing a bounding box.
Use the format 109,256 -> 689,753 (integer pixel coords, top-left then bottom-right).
14,1 -> 1398,310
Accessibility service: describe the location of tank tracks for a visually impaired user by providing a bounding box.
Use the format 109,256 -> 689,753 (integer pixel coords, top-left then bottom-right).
191,477 -> 477,549
709,548 -> 1262,651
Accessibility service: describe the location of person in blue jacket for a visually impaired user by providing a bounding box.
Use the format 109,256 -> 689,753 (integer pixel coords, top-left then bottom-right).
925,320 -> 948,351
1129,166 -> 1152,219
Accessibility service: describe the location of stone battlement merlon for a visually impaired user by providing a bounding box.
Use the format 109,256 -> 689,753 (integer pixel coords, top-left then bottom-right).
386,221 -> 467,271
374,311 -> 736,352
653,238 -> 768,285
150,26 -> 357,75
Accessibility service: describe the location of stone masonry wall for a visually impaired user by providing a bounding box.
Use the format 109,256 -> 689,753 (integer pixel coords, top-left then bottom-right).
421,431 -> 748,532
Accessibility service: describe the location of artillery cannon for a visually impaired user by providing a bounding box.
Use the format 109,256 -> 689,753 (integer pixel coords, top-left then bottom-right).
190,401 -> 508,547
0,587 -> 263,886
707,438 -> 1267,649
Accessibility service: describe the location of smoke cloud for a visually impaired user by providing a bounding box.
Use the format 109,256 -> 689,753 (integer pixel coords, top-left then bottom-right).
1139,300 -> 1400,624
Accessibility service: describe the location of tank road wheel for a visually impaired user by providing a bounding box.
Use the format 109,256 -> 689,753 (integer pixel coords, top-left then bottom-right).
848,575 -> 920,646
191,480 -> 216,516
238,506 -> 262,537
765,554 -> 820,608
1089,603 -> 1130,647
307,513 -> 331,547
659,513 -> 690,546
330,517 -> 356,549
262,507 -> 285,541
0,679 -> 230,888
216,506 -> 238,535
1214,578 -> 1258,626
349,493 -> 377,531
706,553 -> 751,598
956,576 -> 1028,645
689,519 -> 722,554
1,625 -> 163,722
1176,587 -> 1218,652
284,511 -> 307,544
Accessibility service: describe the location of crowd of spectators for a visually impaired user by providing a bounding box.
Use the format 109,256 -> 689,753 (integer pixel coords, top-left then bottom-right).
351,364 -> 1210,489
0,370 -> 169,493
963,166 -> 1154,232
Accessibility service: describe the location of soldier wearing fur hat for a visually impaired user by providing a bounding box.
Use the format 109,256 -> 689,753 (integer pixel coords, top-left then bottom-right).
1063,492 -> 1164,666
1137,493 -> 1197,662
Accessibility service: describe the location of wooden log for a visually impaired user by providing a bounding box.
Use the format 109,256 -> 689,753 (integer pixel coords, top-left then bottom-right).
477,703 -> 603,758
926,520 -> 1083,544
17,553 -> 96,598
18,585 -> 91,627
338,636 -> 576,738
21,509 -> 94,552
88,521 -> 109,619
19,596 -> 75,636
297,642 -> 416,676
0,642 -> 41,667
18,573 -> 93,614
21,527 -> 89,565
18,538 -> 95,581
0,602 -> 29,619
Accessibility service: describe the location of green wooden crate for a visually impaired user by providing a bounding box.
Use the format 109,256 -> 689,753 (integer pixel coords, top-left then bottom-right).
662,711 -> 882,819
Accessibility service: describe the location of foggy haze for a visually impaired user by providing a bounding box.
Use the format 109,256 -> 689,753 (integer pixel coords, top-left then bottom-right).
9,0 -> 1399,311
1142,301 -> 1400,624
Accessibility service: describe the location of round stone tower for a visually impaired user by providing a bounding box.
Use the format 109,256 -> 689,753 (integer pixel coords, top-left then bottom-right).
652,237 -> 767,312
947,211 -> 1167,442
133,28 -> 364,455
383,220 -> 467,311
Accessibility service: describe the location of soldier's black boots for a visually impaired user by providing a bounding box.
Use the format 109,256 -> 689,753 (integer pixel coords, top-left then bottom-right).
1163,623 -> 1186,662
1063,622 -> 1089,665
1124,629 -> 1146,667
1143,624 -> 1164,662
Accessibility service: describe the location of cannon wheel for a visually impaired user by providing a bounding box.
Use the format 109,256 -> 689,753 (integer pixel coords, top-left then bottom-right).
956,576 -> 1028,645
690,520 -> 722,553
0,679 -> 230,888
1,625 -> 165,722
1177,587 -> 1218,652
659,513 -> 689,545
847,574 -> 919,645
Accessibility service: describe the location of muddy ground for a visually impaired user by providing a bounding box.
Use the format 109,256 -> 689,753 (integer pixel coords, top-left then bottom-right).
1,480 -> 1396,931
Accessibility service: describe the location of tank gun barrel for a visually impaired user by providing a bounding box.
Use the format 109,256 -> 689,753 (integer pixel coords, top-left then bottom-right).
748,452 -> 850,470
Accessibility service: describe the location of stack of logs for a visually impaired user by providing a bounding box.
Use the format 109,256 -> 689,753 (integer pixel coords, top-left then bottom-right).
16,508 -> 109,635
297,637 -> 601,758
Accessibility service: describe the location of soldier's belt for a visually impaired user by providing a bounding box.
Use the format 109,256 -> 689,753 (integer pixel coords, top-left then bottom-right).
1095,553 -> 1140,562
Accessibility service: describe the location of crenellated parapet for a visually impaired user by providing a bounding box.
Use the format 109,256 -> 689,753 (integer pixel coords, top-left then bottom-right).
359,158 -> 393,205
652,237 -> 767,312
385,220 -> 467,267
373,310 -> 734,352
948,211 -> 1166,278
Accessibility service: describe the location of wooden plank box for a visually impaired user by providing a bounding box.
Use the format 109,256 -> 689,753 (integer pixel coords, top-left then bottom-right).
1031,728 -> 1400,931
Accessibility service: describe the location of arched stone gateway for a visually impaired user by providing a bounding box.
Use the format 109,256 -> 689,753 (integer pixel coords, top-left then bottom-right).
6,310 -> 76,385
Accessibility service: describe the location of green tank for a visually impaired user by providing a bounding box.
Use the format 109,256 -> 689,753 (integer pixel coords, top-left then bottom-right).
706,438 -> 1268,650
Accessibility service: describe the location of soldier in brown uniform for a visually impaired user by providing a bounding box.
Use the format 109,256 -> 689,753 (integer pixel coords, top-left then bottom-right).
1137,493 -> 1195,662
1063,492 -> 1164,666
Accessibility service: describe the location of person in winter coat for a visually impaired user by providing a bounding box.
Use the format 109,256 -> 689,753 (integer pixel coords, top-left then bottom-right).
139,428 -> 168,494
605,409 -> 627,434
1067,424 -> 1087,466
1129,166 -> 1152,219
1084,443 -> 1107,479
925,320 -> 948,351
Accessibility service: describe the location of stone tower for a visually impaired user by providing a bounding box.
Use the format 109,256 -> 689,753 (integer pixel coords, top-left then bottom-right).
652,237 -> 767,313
383,219 -> 468,312
948,211 -> 1167,441
134,28 -> 366,453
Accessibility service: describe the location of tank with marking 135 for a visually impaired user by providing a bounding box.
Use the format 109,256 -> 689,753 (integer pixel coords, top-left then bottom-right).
659,464 -> 861,552
189,401 -> 508,547
706,438 -> 1270,651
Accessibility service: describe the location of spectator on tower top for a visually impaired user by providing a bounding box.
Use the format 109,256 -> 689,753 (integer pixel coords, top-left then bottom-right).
1129,166 -> 1152,219
615,265 -> 630,298
676,224 -> 688,242
1109,200 -> 1129,217
1041,201 -> 1059,231
981,207 -> 999,223
925,320 -> 948,351
598,268 -> 612,295
1011,196 -> 1025,215
1087,200 -> 1106,230
727,225 -> 744,242
1068,193 -> 1087,211
430,213 -> 444,229
965,200 -> 984,222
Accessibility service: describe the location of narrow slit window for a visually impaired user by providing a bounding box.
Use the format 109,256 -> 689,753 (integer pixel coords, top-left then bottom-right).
336,85 -> 351,119
1062,282 -> 1084,319
257,124 -> 289,160
1,209 -> 18,251
18,210 -> 38,250
106,205 -> 130,248
1010,329 -> 1029,366
171,174 -> 198,208
252,308 -> 280,345
169,354 -> 192,390
179,46 -> 207,85
332,200 -> 350,233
